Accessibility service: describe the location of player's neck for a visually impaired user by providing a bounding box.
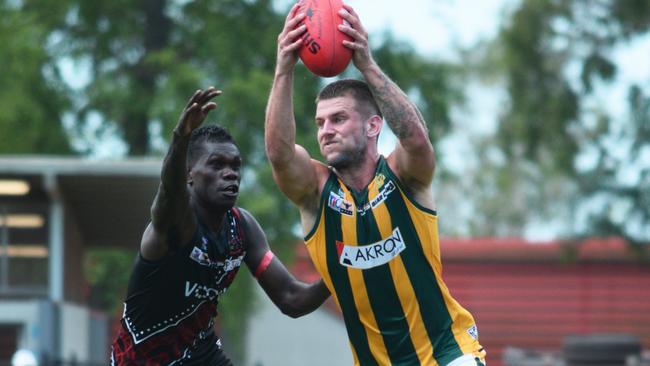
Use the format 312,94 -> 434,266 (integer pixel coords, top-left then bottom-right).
191,199 -> 228,235
334,153 -> 380,192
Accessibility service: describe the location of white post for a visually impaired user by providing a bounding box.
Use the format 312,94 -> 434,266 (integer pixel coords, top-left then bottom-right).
44,173 -> 64,303
1,206 -> 8,291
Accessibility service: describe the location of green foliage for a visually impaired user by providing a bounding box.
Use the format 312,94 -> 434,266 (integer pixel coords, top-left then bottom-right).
371,35 -> 463,143
0,2 -> 72,154
217,266 -> 256,364
497,0 -> 579,174
84,248 -> 135,314
465,0 -> 650,243
579,85 -> 650,245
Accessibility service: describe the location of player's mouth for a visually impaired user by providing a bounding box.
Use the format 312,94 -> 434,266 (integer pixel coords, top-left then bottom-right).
221,184 -> 239,197
322,140 -> 337,148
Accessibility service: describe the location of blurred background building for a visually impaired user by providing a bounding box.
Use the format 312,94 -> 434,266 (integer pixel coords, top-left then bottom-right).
0,157 -> 159,365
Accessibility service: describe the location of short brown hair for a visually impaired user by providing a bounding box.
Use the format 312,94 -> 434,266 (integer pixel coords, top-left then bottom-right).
316,79 -> 382,119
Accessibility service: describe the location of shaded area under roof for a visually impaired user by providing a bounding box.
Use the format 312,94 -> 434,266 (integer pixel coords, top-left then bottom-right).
0,155 -> 162,248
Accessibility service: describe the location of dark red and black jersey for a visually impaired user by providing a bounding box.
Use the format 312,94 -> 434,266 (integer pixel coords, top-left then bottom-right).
111,208 -> 245,365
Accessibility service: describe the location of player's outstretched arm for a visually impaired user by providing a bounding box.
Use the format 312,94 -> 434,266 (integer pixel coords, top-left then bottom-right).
241,208 -> 330,318
338,5 -> 435,189
265,4 -> 321,207
141,88 -> 221,261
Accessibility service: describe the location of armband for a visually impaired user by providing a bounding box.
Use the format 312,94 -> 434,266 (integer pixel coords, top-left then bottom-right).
254,251 -> 275,279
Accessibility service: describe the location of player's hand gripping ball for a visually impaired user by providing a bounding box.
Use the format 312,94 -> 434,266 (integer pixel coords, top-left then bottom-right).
297,0 -> 353,77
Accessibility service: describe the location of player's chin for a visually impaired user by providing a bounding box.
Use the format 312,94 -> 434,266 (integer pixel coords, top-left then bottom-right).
322,150 -> 337,164
213,193 -> 238,207
326,155 -> 348,169
321,144 -> 338,157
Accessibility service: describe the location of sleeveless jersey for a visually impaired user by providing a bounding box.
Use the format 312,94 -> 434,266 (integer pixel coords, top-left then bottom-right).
305,157 -> 484,366
111,208 -> 245,365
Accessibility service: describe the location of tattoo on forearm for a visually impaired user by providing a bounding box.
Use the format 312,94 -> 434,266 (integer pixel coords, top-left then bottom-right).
370,74 -> 428,139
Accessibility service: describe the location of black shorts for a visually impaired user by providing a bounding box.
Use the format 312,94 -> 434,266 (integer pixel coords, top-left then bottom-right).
111,333 -> 234,366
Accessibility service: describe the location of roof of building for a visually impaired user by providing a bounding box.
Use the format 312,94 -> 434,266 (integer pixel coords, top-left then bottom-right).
440,236 -> 644,262
0,155 -> 161,248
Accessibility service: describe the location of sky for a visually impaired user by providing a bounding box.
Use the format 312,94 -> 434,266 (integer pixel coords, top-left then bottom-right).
350,0 -> 513,58
275,0 -> 515,59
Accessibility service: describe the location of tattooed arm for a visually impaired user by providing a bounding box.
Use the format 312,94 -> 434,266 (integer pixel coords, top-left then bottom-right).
338,5 -> 435,192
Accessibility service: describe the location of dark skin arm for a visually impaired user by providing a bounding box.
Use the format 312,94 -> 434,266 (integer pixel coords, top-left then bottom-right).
240,208 -> 330,318
141,87 -> 221,261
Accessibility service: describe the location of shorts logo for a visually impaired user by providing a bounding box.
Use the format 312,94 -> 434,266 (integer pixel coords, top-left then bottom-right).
467,324 -> 479,340
328,191 -> 354,216
336,228 -> 405,269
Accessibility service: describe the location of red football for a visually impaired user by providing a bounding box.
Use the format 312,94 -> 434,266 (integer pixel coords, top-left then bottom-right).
296,0 -> 353,77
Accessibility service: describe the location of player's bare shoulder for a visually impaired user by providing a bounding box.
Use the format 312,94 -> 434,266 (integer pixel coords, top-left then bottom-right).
386,151 -> 436,211
296,159 -> 331,232
297,160 -> 327,209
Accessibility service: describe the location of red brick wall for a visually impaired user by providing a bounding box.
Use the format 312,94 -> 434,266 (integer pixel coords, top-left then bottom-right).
441,238 -> 650,366
444,262 -> 650,366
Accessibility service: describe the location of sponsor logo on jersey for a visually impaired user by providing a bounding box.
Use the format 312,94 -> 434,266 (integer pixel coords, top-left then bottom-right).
220,255 -> 243,272
184,281 -> 224,300
328,191 -> 354,216
191,247 -> 243,270
190,246 -> 211,266
336,227 -> 405,269
212,255 -> 244,284
357,180 -> 396,215
467,324 -> 479,340
376,173 -> 386,188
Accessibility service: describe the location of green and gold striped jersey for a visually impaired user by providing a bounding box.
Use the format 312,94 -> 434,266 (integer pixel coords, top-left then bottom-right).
305,157 -> 484,366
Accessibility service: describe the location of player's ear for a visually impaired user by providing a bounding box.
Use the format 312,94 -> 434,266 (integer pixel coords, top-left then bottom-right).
366,115 -> 382,138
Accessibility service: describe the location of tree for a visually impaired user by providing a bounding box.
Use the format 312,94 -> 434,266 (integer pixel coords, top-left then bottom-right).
1,0 -> 462,361
581,85 -> 650,247
0,1 -> 71,154
463,0 -> 650,244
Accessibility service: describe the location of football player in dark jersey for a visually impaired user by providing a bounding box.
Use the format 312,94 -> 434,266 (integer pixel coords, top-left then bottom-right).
111,87 -> 330,365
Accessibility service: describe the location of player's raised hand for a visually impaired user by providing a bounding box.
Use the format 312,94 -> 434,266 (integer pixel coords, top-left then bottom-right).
338,5 -> 374,72
276,3 -> 307,75
174,87 -> 222,137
